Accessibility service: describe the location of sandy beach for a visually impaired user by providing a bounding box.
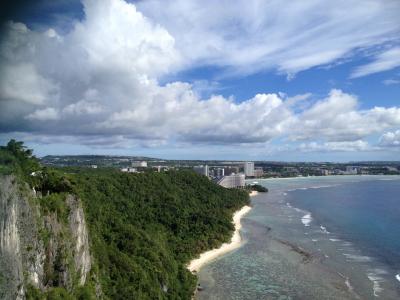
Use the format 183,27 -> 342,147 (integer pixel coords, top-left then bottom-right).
249,190 -> 258,197
187,204 -> 252,273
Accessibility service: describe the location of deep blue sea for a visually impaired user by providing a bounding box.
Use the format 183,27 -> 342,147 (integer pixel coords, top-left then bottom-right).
197,176 -> 400,300
286,178 -> 400,276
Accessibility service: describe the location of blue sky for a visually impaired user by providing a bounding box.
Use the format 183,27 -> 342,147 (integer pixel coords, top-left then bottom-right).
0,0 -> 399,161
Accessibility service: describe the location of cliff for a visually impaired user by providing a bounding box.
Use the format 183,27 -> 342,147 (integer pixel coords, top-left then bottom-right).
0,175 -> 91,299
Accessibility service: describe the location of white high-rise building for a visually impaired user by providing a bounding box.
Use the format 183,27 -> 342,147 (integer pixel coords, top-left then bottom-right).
346,166 -> 358,175
244,162 -> 255,177
217,174 -> 245,188
214,167 -> 225,178
193,165 -> 209,177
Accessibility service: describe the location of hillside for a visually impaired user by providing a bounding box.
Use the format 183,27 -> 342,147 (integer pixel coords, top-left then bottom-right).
0,141 -> 249,299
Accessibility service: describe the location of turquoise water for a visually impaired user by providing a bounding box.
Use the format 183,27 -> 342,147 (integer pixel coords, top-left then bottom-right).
197,176 -> 400,299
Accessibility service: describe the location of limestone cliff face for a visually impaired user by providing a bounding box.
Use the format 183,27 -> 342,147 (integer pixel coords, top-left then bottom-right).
0,175 -> 92,299
67,195 -> 91,286
0,175 -> 44,299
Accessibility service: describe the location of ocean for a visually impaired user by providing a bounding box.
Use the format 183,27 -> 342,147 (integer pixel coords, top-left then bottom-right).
197,175 -> 400,299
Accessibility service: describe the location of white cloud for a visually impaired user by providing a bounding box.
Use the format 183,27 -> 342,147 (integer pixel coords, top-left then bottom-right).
63,101 -> 103,115
0,0 -> 182,131
0,62 -> 58,105
73,0 -> 182,77
298,140 -> 371,152
290,89 -> 400,142
351,47 -> 400,78
1,0 -> 400,155
97,83 -> 293,144
383,79 -> 400,85
26,108 -> 59,121
137,0 -> 400,77
379,130 -> 400,147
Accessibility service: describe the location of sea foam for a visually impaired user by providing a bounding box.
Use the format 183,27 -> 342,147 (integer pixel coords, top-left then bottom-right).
367,270 -> 386,297
301,213 -> 312,226
320,225 -> 330,234
329,238 -> 341,242
343,253 -> 373,263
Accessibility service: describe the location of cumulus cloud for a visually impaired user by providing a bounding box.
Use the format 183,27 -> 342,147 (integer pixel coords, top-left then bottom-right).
351,47 -> 400,78
26,107 -> 59,121
379,130 -> 400,147
0,0 -> 400,155
0,62 -> 57,105
137,0 -> 400,77
96,83 -> 293,144
298,140 -> 371,152
0,0 -> 181,131
289,90 -> 400,142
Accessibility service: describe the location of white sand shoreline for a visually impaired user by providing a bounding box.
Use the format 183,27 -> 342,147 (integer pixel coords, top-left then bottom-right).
249,190 -> 258,197
187,204 -> 252,273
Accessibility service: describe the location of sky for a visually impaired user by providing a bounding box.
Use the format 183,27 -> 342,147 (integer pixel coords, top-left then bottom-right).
0,0 -> 399,161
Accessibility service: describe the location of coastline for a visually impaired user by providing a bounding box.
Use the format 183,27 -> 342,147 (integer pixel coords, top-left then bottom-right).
252,174 -> 400,180
187,204 -> 252,273
196,177 -> 400,299
249,190 -> 258,197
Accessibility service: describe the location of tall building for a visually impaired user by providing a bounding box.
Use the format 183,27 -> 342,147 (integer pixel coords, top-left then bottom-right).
217,174 -> 245,188
193,165 -> 209,177
215,167 -> 225,178
244,162 -> 255,177
224,166 -> 240,176
345,166 -> 358,175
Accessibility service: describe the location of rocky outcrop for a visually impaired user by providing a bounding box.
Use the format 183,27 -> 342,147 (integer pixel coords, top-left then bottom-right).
0,175 -> 44,299
66,195 -> 91,286
0,175 -> 92,299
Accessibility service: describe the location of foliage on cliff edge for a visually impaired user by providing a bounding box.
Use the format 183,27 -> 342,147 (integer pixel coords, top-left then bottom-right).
1,140 -> 249,299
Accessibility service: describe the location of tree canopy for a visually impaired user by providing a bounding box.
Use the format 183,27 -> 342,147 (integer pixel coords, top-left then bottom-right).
1,140 -> 250,299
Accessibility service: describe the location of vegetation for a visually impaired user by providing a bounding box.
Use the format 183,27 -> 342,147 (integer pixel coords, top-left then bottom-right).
0,139 -> 40,178
1,140 -> 250,299
70,168 -> 249,299
246,184 -> 268,193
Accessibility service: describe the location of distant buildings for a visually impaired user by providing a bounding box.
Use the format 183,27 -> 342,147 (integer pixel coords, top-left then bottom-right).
214,167 -> 225,178
121,160 -> 147,173
132,161 -> 148,168
193,165 -> 209,177
320,169 -> 330,176
345,166 -> 358,175
217,174 -> 245,188
224,166 -> 240,176
244,162 -> 255,177
208,167 -> 225,178
254,167 -> 264,178
121,167 -> 137,173
386,166 -> 398,172
153,165 -> 169,172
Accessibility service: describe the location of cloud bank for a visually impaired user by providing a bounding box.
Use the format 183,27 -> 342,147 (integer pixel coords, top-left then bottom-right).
0,0 -> 399,156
